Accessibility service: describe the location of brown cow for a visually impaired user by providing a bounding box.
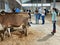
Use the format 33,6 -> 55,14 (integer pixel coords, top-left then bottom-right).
0,12 -> 29,41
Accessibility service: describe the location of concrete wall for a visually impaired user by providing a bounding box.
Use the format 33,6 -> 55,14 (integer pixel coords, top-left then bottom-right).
5,1 -> 12,12
55,2 -> 60,10
51,2 -> 60,10
0,0 -> 5,12
51,2 -> 60,15
21,0 -> 30,3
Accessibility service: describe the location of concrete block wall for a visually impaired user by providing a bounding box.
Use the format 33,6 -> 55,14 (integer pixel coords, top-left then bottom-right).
51,2 -> 60,10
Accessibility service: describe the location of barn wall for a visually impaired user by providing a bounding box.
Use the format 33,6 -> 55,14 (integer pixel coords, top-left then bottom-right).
51,2 -> 60,10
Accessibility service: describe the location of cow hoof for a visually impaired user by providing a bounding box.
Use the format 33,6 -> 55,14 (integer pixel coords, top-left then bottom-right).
21,31 -> 24,34
51,32 -> 54,35
25,33 -> 27,36
1,38 -> 4,41
8,34 -> 11,37
24,28 -> 27,36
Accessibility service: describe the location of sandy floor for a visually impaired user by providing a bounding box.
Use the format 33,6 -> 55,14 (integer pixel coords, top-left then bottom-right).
0,27 -> 44,45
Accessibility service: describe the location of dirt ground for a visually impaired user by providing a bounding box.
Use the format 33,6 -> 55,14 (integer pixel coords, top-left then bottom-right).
0,27 -> 44,45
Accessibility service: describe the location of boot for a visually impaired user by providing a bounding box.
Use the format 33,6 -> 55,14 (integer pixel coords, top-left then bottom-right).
51,32 -> 54,35
53,30 -> 56,33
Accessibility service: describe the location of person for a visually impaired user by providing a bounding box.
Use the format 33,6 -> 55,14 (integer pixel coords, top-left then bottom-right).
27,9 -> 32,23
35,8 -> 39,24
55,8 -> 59,16
15,8 -> 20,13
26,9 -> 32,26
38,7 -> 42,19
51,8 -> 57,35
44,9 -> 49,16
12,7 -> 15,12
41,9 -> 45,24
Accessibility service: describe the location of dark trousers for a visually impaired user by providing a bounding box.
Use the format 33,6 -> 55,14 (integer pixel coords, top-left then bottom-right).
28,13 -> 31,19
53,21 -> 56,33
42,16 -> 45,24
28,13 -> 32,23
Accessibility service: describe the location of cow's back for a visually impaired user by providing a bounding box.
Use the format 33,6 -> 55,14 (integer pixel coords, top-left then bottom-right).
0,12 -> 29,27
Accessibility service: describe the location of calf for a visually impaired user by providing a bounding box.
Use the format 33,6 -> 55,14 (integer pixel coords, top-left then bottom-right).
0,12 -> 29,41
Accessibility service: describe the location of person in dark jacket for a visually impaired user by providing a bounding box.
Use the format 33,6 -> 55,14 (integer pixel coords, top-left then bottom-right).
27,9 -> 31,19
27,9 -> 32,26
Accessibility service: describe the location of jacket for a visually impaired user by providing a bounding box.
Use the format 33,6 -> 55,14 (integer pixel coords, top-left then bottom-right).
52,11 -> 57,21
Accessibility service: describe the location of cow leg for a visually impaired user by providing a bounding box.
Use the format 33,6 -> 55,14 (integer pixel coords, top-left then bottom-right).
22,25 -> 27,36
0,28 -> 7,41
24,27 -> 27,36
0,31 -> 5,41
0,33 -> 4,41
7,28 -> 11,37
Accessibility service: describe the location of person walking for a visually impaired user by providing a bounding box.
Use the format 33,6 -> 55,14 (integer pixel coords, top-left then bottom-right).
51,8 -> 57,35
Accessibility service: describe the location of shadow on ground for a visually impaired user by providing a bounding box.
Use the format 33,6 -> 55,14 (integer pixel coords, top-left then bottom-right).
37,34 -> 53,42
31,23 -> 42,25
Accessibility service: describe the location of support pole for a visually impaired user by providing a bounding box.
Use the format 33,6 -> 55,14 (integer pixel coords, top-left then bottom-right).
53,0 -> 56,8
41,0 -> 43,9
37,0 -> 38,7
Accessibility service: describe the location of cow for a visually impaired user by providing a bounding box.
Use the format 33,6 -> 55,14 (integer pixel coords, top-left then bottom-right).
0,12 -> 29,41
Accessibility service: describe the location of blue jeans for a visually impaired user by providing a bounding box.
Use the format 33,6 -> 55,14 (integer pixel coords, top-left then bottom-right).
35,14 -> 39,24
42,16 -> 45,24
38,13 -> 41,19
36,18 -> 39,24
